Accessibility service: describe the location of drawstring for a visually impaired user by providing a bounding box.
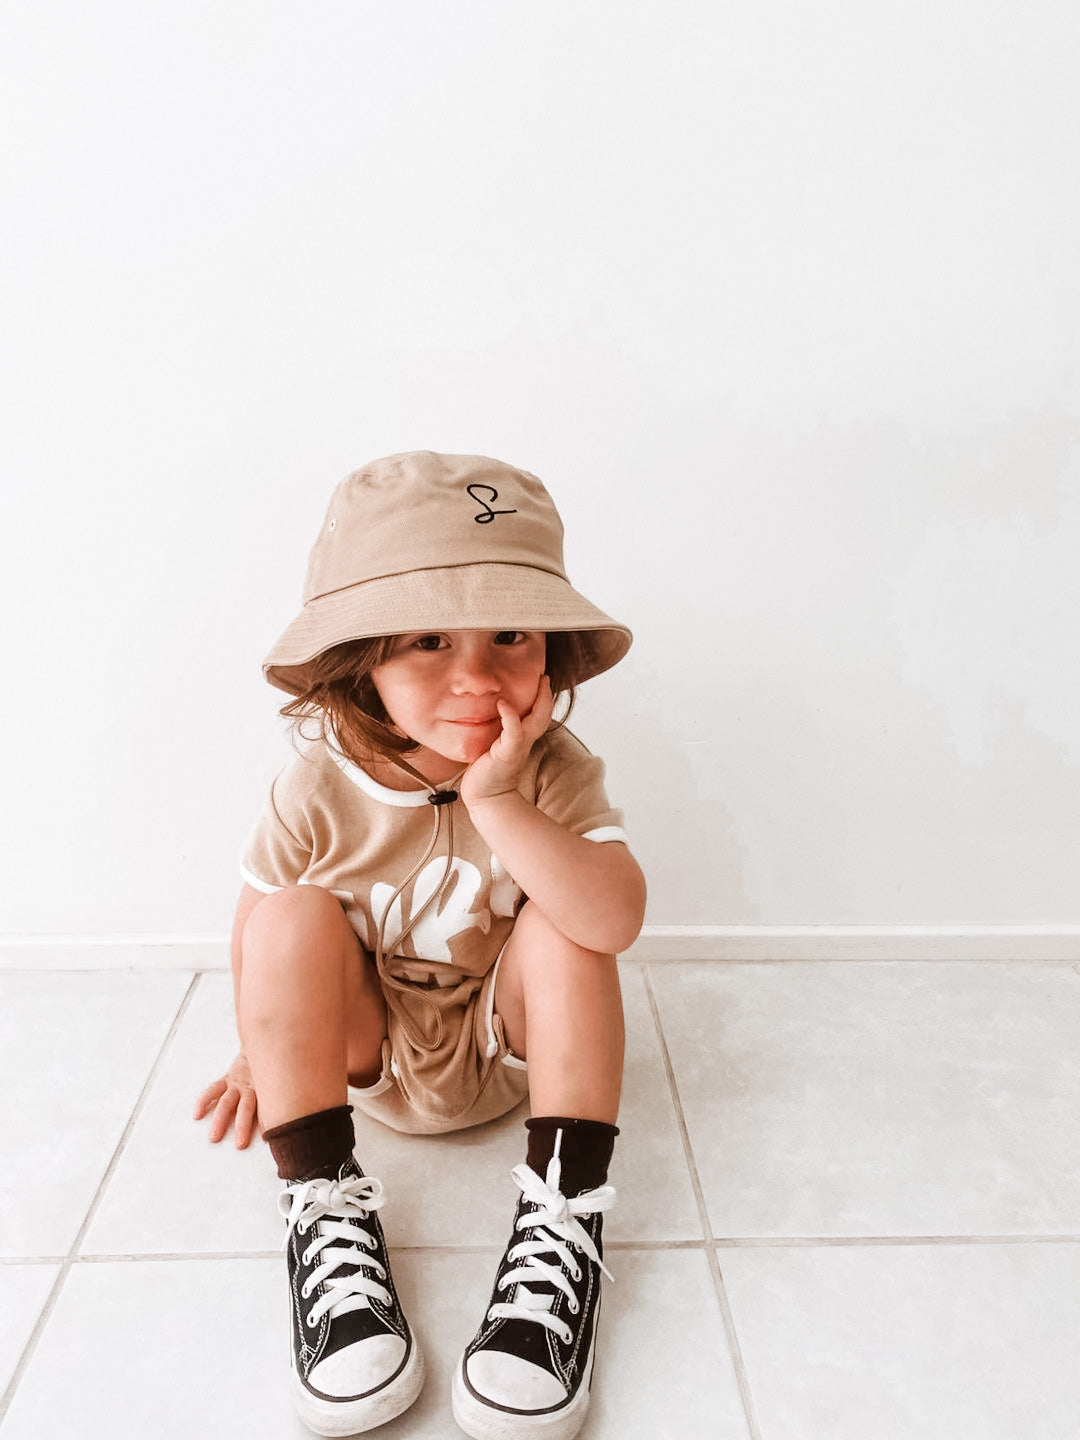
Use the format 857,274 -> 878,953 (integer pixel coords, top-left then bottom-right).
371,762 -> 464,1054
324,722 -> 467,1057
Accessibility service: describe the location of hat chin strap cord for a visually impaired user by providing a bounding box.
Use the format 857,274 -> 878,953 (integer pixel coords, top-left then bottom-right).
371,758 -> 465,1053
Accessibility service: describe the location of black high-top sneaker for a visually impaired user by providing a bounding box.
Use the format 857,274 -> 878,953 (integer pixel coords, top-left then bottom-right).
452,1139 -> 615,1440
279,1155 -> 424,1436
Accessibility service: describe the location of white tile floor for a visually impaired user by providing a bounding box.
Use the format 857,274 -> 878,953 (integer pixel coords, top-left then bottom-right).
3,958 -> 1080,1439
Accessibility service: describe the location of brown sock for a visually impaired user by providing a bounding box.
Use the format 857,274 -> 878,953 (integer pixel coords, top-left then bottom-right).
263,1105 -> 356,1182
525,1116 -> 619,1197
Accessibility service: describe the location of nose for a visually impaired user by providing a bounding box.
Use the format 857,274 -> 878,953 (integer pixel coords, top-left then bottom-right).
450,639 -> 500,694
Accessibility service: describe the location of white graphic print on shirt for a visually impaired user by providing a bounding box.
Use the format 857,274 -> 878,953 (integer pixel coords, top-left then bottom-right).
352,853 -> 521,961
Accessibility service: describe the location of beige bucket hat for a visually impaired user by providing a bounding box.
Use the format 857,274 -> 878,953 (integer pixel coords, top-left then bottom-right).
264,451 -> 632,696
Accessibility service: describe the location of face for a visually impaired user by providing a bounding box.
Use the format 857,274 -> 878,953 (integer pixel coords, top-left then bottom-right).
369,629 -> 547,771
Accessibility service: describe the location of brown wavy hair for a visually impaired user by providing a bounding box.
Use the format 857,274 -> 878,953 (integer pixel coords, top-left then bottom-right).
279,632 -> 583,768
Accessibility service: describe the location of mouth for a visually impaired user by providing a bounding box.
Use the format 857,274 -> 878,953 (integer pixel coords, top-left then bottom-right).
447,716 -> 500,727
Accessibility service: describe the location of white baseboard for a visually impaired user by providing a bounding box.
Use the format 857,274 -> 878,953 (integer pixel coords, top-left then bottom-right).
0,935 -> 232,969
625,926 -> 1080,962
1,926 -> 1079,967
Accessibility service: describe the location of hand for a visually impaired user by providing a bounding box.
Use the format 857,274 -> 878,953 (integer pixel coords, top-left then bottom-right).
459,674 -> 555,809
193,1052 -> 258,1148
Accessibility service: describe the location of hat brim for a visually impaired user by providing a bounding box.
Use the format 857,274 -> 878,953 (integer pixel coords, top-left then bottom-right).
263,563 -> 632,696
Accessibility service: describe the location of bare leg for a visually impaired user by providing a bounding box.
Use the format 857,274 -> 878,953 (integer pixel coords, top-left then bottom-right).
454,903 -> 622,1435
243,888 -> 424,1431
238,885 -> 387,1131
493,900 -> 624,1124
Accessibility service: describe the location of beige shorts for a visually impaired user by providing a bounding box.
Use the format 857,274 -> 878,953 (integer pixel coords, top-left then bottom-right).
347,950 -> 529,1135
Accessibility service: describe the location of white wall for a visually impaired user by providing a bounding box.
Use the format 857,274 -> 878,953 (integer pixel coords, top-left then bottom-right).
2,0 -> 1078,939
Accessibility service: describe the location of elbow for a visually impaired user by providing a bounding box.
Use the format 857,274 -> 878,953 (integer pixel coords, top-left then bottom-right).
586,861 -> 648,956
605,921 -> 645,957
613,886 -> 648,955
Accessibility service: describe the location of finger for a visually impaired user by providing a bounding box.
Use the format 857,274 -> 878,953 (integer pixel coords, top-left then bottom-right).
193,1079 -> 227,1120
208,1087 -> 239,1144
495,696 -> 522,738
234,1091 -> 258,1150
484,698 -> 522,759
520,675 -> 555,742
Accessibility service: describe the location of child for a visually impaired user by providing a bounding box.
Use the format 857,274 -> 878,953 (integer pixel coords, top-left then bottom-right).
195,451 -> 646,1439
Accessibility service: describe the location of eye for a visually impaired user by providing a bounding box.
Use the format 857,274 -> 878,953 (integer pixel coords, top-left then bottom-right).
413,634 -> 447,652
493,631 -> 526,646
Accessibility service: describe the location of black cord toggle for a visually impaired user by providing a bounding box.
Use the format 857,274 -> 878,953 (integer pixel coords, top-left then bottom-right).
428,789 -> 459,805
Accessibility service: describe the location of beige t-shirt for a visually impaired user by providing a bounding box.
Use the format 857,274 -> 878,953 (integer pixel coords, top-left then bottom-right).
241,726 -> 626,978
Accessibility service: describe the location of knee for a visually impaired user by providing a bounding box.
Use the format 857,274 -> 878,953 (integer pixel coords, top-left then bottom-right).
241,884 -> 351,961
238,887 -> 366,1042
505,902 -> 617,979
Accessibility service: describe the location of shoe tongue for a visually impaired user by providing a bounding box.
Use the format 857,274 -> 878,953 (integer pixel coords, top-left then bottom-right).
513,1283 -> 555,1314
312,1205 -> 372,1281
508,1201 -> 562,1309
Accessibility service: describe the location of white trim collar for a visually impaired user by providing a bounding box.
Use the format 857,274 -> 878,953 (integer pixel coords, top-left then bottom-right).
328,746 -> 434,807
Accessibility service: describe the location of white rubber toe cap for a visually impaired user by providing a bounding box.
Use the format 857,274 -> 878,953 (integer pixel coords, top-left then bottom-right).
308,1334 -> 407,1398
465,1350 -> 567,1411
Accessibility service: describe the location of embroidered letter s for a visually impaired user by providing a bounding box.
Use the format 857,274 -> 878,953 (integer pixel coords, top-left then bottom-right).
467,483 -> 517,524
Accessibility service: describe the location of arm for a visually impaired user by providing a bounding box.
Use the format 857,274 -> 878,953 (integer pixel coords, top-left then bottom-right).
192,883 -> 263,1147
467,792 -> 646,953
460,678 -> 647,954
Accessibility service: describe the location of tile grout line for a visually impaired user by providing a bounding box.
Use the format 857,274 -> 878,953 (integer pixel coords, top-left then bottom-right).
0,971 -> 203,1427
62,1239 -> 719,1264
14,1232 -> 1079,1270
713,1234 -> 1080,1248
641,964 -> 763,1440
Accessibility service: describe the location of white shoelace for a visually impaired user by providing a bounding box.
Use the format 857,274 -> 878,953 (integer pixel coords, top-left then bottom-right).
279,1173 -> 392,1329
486,1156 -> 616,1346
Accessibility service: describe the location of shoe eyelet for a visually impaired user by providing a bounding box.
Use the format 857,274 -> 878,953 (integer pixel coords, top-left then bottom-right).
301,1282 -> 312,1299
570,1266 -> 582,1282
568,1299 -> 580,1315
305,1312 -> 318,1328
